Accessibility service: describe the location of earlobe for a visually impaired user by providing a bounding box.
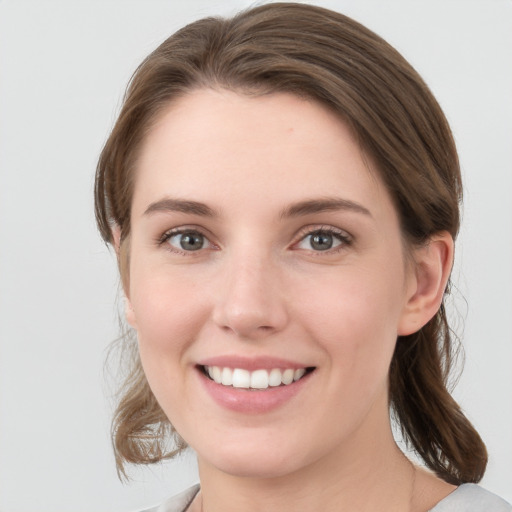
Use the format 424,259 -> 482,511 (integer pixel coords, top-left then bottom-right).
124,296 -> 137,329
111,225 -> 136,328
112,225 -> 122,254
398,232 -> 454,336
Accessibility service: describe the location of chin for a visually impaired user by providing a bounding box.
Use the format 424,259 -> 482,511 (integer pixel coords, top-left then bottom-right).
208,454 -> 300,479
193,434 -> 318,480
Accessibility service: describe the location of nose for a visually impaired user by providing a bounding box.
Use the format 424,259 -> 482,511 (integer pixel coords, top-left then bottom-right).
212,250 -> 288,339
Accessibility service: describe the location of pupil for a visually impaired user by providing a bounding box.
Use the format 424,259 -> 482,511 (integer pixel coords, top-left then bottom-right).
180,232 -> 203,251
311,232 -> 333,251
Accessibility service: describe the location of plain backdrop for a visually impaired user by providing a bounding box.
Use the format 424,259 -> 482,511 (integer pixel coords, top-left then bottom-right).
0,1 -> 511,511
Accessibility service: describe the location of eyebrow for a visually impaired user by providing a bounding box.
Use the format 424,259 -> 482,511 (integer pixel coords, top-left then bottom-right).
144,198 -> 218,217
279,197 -> 372,219
143,196 -> 371,219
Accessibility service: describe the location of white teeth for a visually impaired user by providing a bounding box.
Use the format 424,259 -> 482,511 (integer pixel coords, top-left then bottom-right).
212,366 -> 222,384
294,368 -> 306,381
204,366 -> 309,389
282,369 -> 294,385
268,368 -> 282,387
232,369 -> 250,388
250,369 -> 269,389
221,367 -> 233,386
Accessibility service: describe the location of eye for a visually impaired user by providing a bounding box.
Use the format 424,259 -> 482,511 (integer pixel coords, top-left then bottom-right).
163,229 -> 211,252
295,228 -> 351,252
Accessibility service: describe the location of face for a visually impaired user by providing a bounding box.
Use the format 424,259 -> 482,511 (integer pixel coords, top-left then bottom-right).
125,89 -> 419,479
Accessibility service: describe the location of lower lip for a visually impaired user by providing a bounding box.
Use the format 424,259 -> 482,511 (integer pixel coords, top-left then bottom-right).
198,369 -> 312,414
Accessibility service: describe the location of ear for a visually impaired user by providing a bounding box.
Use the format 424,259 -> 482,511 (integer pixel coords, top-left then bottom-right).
123,296 -> 138,329
112,224 -> 122,254
111,225 -> 138,329
398,232 -> 454,336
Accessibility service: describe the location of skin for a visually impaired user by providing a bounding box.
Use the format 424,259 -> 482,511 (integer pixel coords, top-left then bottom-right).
122,89 -> 455,511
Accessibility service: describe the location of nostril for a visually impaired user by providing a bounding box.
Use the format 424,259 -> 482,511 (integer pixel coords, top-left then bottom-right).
211,270 -> 288,338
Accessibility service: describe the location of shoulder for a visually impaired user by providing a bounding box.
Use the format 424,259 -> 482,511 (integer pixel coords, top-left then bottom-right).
140,484 -> 200,512
138,483 -> 511,512
431,483 -> 511,512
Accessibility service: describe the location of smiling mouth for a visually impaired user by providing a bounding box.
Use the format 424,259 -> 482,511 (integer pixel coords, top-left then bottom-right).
201,365 -> 315,390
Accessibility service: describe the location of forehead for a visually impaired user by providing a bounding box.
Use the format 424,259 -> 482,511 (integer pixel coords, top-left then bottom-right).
131,89 -> 392,221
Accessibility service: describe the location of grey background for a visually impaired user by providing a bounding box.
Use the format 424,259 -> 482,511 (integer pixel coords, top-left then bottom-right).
0,1 -> 511,510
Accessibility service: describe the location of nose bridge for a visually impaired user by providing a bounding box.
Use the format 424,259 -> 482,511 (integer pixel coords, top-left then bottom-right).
213,243 -> 287,337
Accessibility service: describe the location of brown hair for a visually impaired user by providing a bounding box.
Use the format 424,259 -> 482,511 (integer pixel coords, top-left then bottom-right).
95,2 -> 487,483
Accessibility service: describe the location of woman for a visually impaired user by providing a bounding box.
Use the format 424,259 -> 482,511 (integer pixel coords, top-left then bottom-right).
95,3 -> 511,511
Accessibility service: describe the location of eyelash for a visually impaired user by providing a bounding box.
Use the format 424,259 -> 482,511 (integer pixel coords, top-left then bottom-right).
293,226 -> 353,255
157,225 -> 353,256
157,227 -> 215,255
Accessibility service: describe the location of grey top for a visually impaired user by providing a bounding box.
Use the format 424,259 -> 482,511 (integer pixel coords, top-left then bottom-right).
143,483 -> 511,512
429,484 -> 511,512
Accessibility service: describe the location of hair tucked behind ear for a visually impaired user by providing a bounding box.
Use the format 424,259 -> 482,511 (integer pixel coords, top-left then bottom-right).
390,304 -> 487,484
95,2 -> 487,482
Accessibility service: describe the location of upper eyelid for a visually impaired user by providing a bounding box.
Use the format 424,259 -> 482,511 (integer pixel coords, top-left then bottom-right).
157,224 -> 352,249
158,225 -> 213,243
159,228 -> 217,256
293,224 -> 352,241
291,226 -> 353,253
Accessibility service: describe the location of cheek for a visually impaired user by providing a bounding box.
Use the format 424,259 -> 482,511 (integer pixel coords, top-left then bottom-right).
128,269 -> 208,381
130,261 -> 205,335
128,272 -> 209,422
294,263 -> 405,379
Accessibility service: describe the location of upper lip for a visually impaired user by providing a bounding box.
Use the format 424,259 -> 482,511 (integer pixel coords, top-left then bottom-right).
197,355 -> 313,371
